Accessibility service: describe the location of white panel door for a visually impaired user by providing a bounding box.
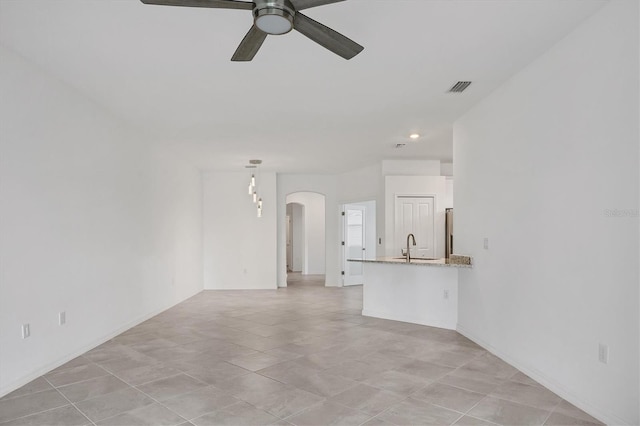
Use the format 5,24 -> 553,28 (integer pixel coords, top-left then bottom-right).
395,196 -> 435,258
343,205 -> 366,286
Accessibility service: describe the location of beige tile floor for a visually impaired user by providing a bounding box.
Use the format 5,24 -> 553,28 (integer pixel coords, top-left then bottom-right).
0,274 -> 603,426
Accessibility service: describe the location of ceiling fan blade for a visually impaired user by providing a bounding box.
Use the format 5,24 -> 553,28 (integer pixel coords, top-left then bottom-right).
293,13 -> 363,60
140,0 -> 253,10
232,25 -> 268,61
289,0 -> 344,11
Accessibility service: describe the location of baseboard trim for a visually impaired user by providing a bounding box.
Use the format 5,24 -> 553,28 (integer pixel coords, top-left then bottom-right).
363,309 -> 456,330
0,289 -> 203,399
456,324 -> 630,426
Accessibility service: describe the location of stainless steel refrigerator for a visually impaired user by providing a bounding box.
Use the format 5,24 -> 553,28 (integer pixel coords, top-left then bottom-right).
445,208 -> 453,258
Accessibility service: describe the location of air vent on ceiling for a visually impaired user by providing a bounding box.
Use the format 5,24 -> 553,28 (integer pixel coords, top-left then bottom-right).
394,143 -> 407,149
448,81 -> 472,93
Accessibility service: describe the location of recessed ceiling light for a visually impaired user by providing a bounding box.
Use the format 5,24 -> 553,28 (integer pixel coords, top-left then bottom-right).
409,134 -> 420,140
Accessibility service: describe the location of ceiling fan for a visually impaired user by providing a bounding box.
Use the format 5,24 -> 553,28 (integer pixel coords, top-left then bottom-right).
139,0 -> 364,61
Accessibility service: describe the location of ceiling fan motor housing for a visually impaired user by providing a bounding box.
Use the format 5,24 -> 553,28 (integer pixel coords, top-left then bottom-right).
253,0 -> 295,35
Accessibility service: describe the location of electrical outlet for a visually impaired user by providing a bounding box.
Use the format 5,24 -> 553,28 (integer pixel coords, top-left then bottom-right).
59,312 -> 66,326
483,238 -> 489,250
443,290 -> 449,300
21,324 -> 30,339
598,343 -> 609,364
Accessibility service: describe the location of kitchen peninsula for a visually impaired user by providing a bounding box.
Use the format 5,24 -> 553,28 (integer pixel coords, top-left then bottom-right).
348,256 -> 471,330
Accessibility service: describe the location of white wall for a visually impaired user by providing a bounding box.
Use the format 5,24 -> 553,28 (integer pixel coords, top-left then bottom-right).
0,46 -> 203,396
454,2 -> 639,424
337,164 -> 384,260
288,203 -> 304,272
440,162 -> 454,177
277,174 -> 339,287
384,176 -> 447,259
292,204 -> 304,272
203,171 -> 277,290
337,163 -> 383,202
382,160 -> 441,176
286,193 -> 325,275
444,178 -> 454,210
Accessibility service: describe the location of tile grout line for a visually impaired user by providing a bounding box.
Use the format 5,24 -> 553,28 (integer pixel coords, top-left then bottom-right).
43,375 -> 98,426
101,369 -> 194,425
461,394 -> 491,421
46,364 -> 112,390
280,399 -> 330,424
0,385 -> 53,404
0,395 -> 76,426
351,392 -> 412,426
0,379 -> 94,426
540,396 -> 567,425
49,361 -> 206,424
409,350 -> 495,425
460,413 -> 503,426
449,411 -> 467,425
111,360 -> 311,424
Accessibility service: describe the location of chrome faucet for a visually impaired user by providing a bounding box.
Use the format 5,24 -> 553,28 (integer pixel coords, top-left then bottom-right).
406,233 -> 416,263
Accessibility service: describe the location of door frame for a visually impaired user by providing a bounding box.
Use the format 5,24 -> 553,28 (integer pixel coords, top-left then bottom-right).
286,202 -> 306,273
342,204 -> 367,286
393,194 -> 437,258
286,214 -> 292,272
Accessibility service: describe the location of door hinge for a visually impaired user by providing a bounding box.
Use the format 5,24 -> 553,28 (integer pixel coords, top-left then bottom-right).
341,211 -> 345,216
341,241 -> 345,246
341,271 -> 345,275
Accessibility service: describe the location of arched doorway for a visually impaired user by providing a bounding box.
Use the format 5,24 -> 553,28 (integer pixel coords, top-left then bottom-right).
285,192 -> 326,286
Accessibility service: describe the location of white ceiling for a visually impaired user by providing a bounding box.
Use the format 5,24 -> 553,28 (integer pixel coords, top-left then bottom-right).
0,0 -> 606,173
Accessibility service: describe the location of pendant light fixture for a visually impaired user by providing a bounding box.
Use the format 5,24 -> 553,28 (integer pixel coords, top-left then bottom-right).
247,165 -> 256,195
247,159 -> 263,218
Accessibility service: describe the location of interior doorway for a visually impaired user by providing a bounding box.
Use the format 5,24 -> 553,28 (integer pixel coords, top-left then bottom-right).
285,192 -> 326,285
342,200 -> 376,286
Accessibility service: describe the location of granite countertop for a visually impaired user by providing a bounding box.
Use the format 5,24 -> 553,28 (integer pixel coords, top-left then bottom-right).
348,254 -> 472,269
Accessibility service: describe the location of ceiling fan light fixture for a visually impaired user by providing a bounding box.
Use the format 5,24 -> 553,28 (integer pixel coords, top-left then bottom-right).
140,0 -> 364,61
254,8 -> 294,35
